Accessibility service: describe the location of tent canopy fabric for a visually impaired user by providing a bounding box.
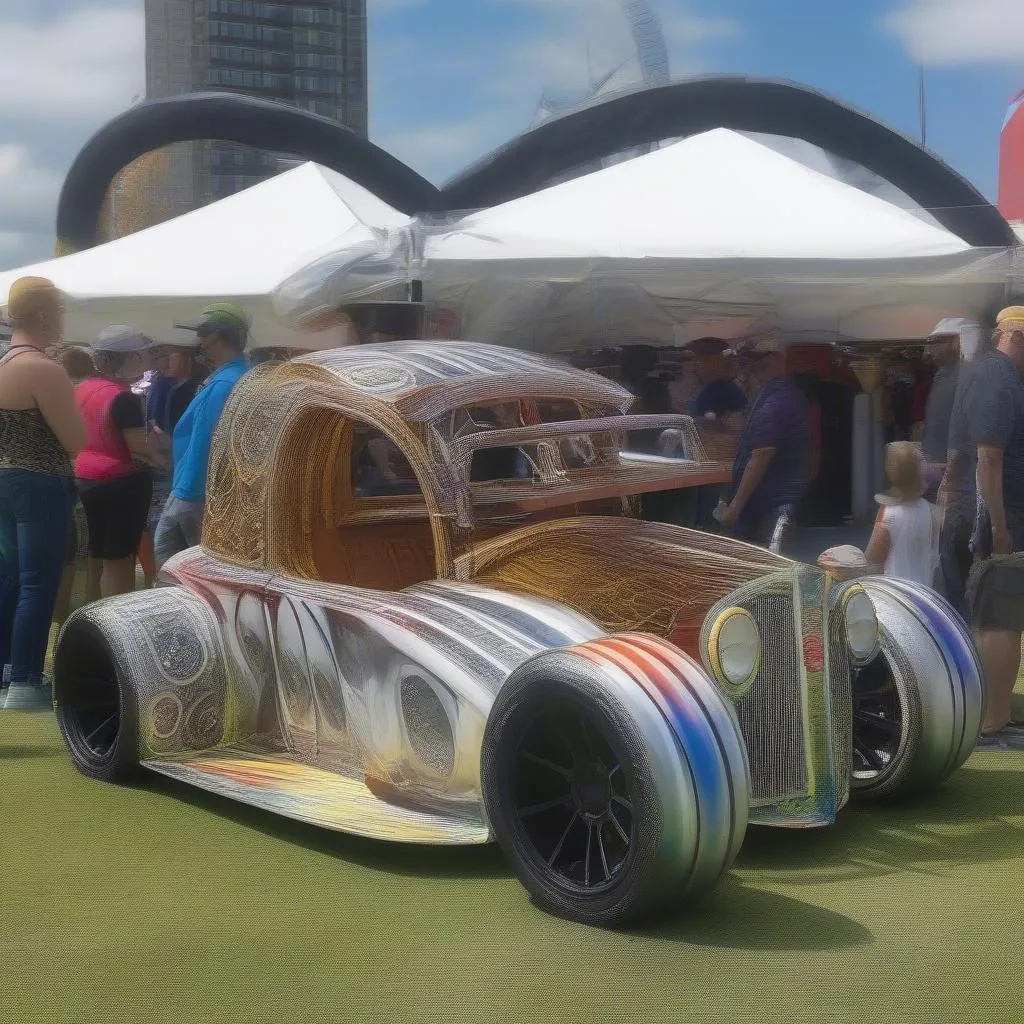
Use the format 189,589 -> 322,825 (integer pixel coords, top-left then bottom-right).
0,162 -> 410,348
426,129 -> 974,263
408,129 -> 1010,347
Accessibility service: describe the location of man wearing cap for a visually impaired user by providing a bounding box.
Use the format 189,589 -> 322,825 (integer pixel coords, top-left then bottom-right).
153,303 -> 251,564
720,339 -> 812,553
685,337 -> 749,528
687,337 -> 749,423
921,319 -> 974,498
943,306 -> 1024,747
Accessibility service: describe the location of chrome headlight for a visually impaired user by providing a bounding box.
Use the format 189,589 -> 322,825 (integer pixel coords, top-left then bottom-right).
842,586 -> 879,664
707,607 -> 761,698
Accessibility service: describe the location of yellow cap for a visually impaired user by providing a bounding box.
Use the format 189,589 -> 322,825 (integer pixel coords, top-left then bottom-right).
996,306 -> 1024,329
5,277 -> 63,321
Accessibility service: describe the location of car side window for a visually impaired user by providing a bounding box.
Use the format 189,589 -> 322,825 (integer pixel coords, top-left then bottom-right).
351,425 -> 420,497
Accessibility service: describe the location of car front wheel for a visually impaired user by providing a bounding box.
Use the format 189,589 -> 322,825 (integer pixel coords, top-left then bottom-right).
482,634 -> 749,927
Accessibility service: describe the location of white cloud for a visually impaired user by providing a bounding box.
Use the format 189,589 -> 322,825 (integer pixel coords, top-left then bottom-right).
501,0 -> 739,96
0,6 -> 143,121
376,0 -> 741,181
0,145 -> 62,237
0,4 -> 143,269
882,0 -> 1024,65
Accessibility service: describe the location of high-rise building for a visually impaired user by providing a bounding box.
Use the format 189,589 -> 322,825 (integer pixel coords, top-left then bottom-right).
143,0 -> 367,219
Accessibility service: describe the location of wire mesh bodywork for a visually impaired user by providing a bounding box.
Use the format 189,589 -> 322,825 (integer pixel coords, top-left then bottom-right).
64,340 -> 976,840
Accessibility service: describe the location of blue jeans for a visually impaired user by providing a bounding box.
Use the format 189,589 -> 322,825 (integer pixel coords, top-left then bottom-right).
153,494 -> 203,567
0,469 -> 73,685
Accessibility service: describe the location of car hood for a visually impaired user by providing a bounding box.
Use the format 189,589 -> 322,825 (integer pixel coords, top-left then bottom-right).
457,516 -> 792,658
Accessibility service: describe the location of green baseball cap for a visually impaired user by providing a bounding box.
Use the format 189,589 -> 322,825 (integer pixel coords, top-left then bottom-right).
175,302 -> 252,345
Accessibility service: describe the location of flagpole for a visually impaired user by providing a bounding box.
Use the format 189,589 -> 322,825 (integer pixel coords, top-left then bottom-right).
919,63 -> 927,146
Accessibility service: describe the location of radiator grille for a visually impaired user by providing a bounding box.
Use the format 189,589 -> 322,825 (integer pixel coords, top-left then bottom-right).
735,592 -> 808,804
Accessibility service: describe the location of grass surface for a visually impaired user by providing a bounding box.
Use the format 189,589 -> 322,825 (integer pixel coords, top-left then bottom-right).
2,712 -> 1023,1024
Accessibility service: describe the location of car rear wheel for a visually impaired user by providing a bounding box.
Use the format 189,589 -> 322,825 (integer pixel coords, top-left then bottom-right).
54,616 -> 139,783
851,578 -> 984,800
482,635 -> 749,927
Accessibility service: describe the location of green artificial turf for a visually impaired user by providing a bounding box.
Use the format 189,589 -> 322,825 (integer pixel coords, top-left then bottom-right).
2,713 -> 1023,1024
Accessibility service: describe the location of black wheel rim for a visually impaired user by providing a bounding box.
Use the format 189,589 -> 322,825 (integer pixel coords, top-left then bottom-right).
510,698 -> 635,892
69,674 -> 120,760
851,655 -> 903,782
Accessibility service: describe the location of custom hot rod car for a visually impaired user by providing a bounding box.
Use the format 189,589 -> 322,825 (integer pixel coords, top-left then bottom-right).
54,341 -> 984,925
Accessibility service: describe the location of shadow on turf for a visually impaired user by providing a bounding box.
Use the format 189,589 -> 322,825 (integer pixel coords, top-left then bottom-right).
635,877 -> 873,951
735,762 -> 1024,883
142,772 -> 510,880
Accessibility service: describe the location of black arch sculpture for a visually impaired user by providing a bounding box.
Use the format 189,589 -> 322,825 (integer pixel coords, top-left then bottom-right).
55,92 -> 440,253
56,77 -> 1016,254
445,77 -> 1014,247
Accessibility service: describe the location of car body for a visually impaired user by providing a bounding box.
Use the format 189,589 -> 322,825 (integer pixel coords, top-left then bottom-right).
55,341 -> 984,925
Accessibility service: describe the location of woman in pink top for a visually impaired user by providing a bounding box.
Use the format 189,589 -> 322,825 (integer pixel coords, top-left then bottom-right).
76,326 -> 168,600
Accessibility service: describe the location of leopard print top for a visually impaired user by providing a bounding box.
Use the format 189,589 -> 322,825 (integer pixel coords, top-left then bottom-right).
0,349 -> 73,476
0,407 -> 72,476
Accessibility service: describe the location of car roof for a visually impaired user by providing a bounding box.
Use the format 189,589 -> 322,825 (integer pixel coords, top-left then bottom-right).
294,340 -> 632,416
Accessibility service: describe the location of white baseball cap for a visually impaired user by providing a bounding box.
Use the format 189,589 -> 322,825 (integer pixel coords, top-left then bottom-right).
91,325 -> 161,352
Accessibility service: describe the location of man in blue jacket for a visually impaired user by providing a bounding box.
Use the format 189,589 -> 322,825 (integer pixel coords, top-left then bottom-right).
153,302 -> 251,565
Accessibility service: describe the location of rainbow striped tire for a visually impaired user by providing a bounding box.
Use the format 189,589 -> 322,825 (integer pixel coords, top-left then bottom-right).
851,578 -> 984,800
481,633 -> 749,927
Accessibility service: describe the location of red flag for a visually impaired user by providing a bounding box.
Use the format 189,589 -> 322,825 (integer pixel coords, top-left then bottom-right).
998,88 -> 1024,222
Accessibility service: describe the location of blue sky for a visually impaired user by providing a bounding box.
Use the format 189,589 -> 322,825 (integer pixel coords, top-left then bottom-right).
368,0 -> 1024,197
0,0 -> 1022,270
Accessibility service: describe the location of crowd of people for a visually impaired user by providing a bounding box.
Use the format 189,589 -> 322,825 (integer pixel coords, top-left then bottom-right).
0,277 -> 257,709
1,274 -> 1023,749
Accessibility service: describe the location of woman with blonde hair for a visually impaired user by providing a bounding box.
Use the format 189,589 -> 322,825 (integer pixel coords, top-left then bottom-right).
864,441 -> 940,586
0,278 -> 87,710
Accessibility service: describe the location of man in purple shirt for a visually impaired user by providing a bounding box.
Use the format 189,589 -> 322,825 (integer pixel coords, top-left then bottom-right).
721,338 -> 813,552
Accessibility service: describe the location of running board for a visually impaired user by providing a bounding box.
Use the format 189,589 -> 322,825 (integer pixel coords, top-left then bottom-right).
142,748 -> 491,845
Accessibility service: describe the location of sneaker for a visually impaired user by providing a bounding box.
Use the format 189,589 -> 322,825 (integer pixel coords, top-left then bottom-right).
3,679 -> 53,711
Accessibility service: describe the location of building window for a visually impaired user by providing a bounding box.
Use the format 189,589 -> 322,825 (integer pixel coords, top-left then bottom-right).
209,20 -> 255,41
294,8 -> 341,26
297,98 -> 340,118
295,74 -> 342,95
262,51 -> 292,70
294,53 -> 341,72
254,26 -> 292,46
212,173 -> 266,195
209,149 -> 277,169
207,0 -> 291,20
207,68 -> 263,89
292,29 -> 337,48
208,45 -> 261,64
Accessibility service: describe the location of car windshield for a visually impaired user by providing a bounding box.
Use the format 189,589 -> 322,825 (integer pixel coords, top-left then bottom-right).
352,425 -> 420,497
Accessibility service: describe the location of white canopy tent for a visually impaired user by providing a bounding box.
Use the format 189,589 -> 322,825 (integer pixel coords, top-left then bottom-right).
0,162 -> 411,349
408,129 -> 1011,350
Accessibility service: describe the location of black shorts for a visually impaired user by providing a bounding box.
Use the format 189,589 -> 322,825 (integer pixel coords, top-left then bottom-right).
79,472 -> 153,561
967,553 -> 1024,632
